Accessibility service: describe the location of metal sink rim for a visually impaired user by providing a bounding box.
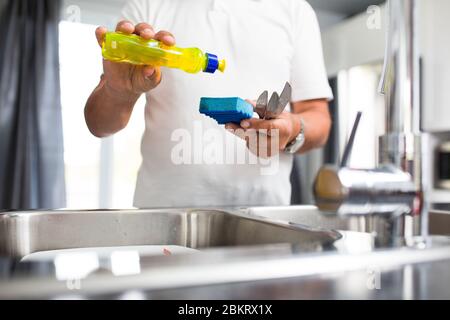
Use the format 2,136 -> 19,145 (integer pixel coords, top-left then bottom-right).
0,207 -> 342,259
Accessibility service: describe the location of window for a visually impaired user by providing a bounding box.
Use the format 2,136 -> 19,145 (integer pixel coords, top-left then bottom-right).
59,21 -> 145,209
337,63 -> 385,169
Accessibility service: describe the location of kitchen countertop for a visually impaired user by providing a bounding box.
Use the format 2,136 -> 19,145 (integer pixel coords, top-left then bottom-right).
1,237 -> 450,300
101,260 -> 450,300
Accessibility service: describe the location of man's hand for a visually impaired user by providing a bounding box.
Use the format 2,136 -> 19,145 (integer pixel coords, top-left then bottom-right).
225,101 -> 301,158
225,98 -> 331,158
85,21 -> 176,138
95,21 -> 176,98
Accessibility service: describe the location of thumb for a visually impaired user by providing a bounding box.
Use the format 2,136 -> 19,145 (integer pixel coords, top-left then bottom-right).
140,65 -> 162,91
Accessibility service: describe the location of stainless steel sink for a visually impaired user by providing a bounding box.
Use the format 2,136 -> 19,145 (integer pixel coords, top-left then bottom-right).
0,208 -> 341,259
243,206 -> 364,231
242,206 -> 392,238
2,206 -> 450,299
244,205 -> 450,237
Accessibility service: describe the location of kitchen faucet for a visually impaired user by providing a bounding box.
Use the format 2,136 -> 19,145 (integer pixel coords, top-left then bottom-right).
313,0 -> 427,247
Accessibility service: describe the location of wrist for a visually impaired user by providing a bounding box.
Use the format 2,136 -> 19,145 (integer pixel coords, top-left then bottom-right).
284,116 -> 306,154
288,114 -> 302,143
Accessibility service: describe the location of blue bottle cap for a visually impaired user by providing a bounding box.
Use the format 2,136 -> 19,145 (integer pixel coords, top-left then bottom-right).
204,53 -> 219,73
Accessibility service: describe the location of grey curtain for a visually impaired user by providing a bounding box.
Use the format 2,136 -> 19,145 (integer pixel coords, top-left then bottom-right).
0,0 -> 65,210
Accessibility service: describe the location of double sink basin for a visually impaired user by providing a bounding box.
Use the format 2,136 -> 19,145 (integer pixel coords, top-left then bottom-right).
0,207 -> 342,258
1,206 -> 450,298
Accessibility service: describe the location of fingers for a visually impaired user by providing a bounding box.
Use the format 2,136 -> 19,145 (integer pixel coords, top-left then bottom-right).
134,22 -> 155,39
240,118 -> 277,135
225,123 -> 241,131
225,123 -> 245,140
225,122 -> 280,158
115,20 -> 135,34
112,20 -> 175,45
95,26 -> 107,47
154,30 -> 176,46
225,118 -> 278,138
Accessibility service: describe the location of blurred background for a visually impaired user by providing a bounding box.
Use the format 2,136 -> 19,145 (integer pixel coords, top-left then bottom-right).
0,0 -> 449,210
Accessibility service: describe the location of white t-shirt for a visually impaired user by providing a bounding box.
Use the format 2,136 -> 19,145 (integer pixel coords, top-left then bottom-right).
121,0 -> 333,208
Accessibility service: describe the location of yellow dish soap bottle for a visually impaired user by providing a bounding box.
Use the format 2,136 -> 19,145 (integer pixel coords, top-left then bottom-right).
102,32 -> 226,74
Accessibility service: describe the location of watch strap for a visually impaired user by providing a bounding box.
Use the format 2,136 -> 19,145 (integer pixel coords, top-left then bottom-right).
284,117 -> 306,154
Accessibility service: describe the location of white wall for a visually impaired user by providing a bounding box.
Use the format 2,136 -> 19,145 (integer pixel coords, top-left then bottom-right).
315,9 -> 347,31
321,5 -> 386,77
420,0 -> 450,133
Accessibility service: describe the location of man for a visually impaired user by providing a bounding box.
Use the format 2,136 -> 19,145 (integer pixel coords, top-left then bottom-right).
85,0 -> 333,208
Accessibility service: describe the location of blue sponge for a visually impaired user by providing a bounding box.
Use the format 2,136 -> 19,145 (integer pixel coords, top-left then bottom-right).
199,97 -> 254,125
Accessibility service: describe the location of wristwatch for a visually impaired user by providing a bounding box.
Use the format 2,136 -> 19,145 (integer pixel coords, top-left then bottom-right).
284,118 -> 306,154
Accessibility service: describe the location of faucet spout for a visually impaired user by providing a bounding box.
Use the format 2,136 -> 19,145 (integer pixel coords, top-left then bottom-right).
378,0 -> 427,237
378,0 -> 421,170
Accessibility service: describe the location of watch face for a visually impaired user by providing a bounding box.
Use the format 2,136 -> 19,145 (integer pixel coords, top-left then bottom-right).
286,123 -> 305,153
285,135 -> 304,153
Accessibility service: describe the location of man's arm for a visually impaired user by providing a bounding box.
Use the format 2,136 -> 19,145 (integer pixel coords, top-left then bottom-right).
85,21 -> 175,138
85,75 -> 140,138
290,98 -> 331,153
